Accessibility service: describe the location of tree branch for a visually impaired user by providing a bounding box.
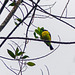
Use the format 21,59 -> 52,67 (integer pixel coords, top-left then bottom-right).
61,0 -> 70,17
0,4 -> 35,47
0,0 -> 9,14
23,0 -> 40,52
0,37 -> 75,44
0,0 -> 22,32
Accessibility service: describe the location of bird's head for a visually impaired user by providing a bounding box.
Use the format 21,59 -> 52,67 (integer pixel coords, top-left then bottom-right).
41,29 -> 47,32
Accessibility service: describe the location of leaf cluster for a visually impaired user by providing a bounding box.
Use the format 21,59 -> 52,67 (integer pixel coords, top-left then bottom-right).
7,47 -> 28,59
14,18 -> 22,25
34,27 -> 44,38
7,47 -> 35,67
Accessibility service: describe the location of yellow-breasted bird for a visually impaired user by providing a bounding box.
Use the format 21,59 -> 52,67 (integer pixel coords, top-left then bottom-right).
40,29 -> 54,50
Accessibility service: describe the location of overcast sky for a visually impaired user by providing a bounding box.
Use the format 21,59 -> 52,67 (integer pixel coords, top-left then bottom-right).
0,0 -> 75,75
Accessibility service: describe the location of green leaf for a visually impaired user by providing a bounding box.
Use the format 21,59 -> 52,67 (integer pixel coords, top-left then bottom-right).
34,27 -> 44,36
9,2 -> 15,6
41,27 -> 44,30
17,52 -> 24,56
34,32 -> 39,38
7,49 -> 15,59
21,55 -> 29,59
40,27 -> 44,33
15,47 -> 19,55
39,27 -> 44,35
38,27 -> 41,32
27,62 -> 35,66
17,18 -> 22,22
14,22 -> 18,25
35,29 -> 40,35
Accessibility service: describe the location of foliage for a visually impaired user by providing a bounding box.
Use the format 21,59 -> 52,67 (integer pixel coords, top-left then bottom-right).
27,62 -> 35,66
7,47 -> 35,67
34,27 -> 44,38
9,1 -> 16,6
7,49 -> 16,59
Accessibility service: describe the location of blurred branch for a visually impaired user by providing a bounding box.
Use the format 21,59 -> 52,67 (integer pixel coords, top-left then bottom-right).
1,1 -> 75,20
0,0 -> 9,14
0,4 -> 35,47
40,69 -> 44,75
21,3 -> 28,14
45,65 -> 50,75
61,0 -> 70,17
22,1 -> 75,19
18,6 -> 24,18
24,40 -> 60,61
23,0 -> 75,29
0,59 -> 17,74
40,65 -> 50,75
0,35 -> 60,61
0,0 -> 22,32
1,36 -> 75,44
1,1 -> 75,19
23,0 -> 40,52
10,40 -> 22,52
0,1 -> 29,26
40,2 -> 56,7
0,45 -> 58,61
34,1 -> 75,29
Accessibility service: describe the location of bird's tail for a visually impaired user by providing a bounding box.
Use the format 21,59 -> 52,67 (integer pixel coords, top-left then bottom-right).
50,44 -> 54,50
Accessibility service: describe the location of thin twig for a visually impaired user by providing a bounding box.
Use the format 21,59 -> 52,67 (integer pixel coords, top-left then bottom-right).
23,0 -> 40,52
24,42 -> 60,61
0,0 -> 9,14
23,0 -> 75,29
18,6 -> 24,18
1,1 -> 75,19
0,35 -> 60,61
23,35 -> 60,61
33,0 -> 75,29
10,66 -> 20,71
0,1 -> 29,26
40,69 -> 44,75
8,43 -> 16,52
21,3 -> 28,14
0,0 -> 22,32
61,0 -> 70,17
0,43 -> 59,61
10,40 -> 22,52
0,4 -> 35,47
22,1 -> 75,19
45,65 -> 50,75
0,59 -> 17,75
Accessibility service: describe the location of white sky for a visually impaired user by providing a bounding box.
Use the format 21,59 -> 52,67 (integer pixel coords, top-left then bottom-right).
0,0 -> 75,75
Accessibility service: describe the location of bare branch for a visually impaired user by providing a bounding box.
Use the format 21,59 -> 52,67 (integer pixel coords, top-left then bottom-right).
23,0 -> 40,52
61,0 -> 70,17
0,4 -> 35,47
1,36 -> 75,44
22,1 -> 75,19
40,69 -> 44,75
23,0 -> 75,29
0,0 -> 9,14
0,35 -> 60,61
45,65 -> 50,75
18,6 -> 24,18
10,40 -> 22,52
0,0 -> 22,32
0,59 -> 17,75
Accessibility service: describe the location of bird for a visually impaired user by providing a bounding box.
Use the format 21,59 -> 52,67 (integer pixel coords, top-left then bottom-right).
40,29 -> 54,50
